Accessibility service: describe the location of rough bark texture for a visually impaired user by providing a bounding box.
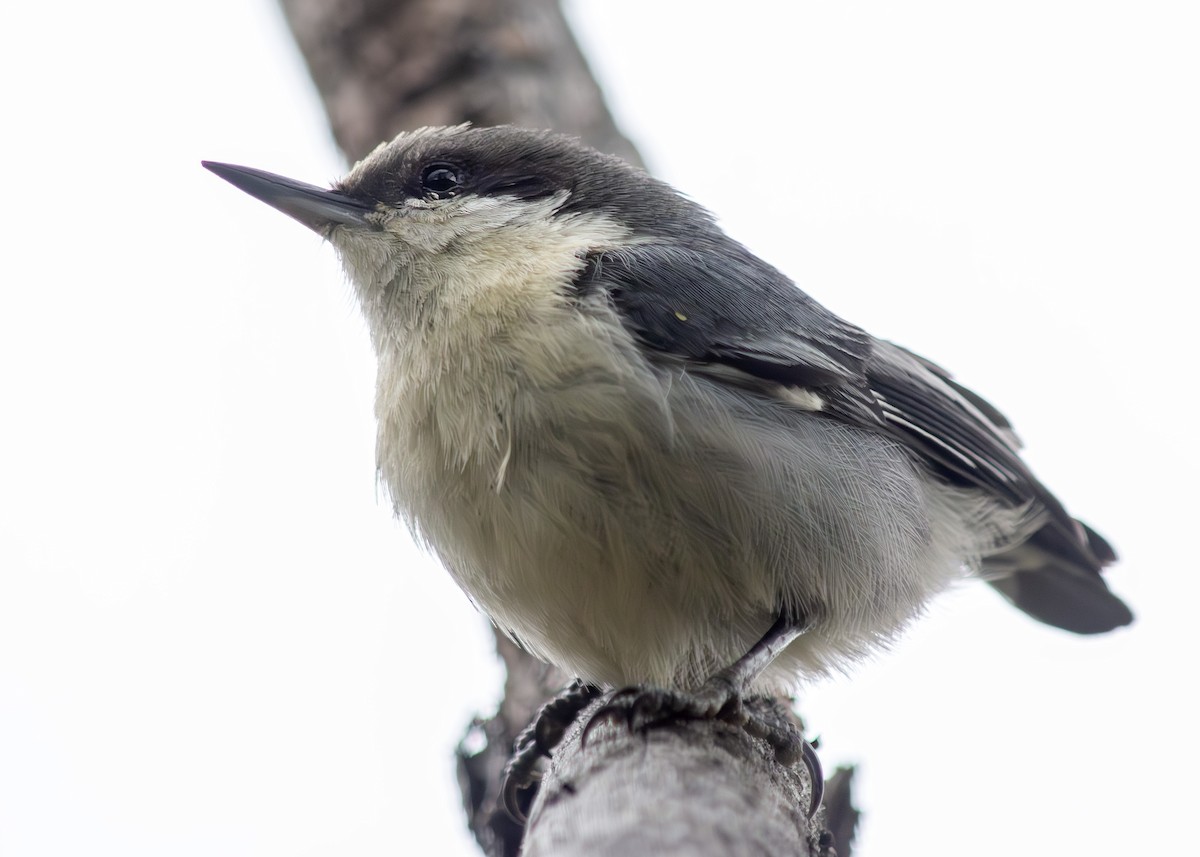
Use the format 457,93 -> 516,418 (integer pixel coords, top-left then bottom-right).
524,699 -> 827,857
274,1 -> 855,854
823,767 -> 860,857
277,0 -> 641,165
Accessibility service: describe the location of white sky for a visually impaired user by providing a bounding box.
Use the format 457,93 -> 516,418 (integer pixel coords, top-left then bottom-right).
1,2 -> 1196,855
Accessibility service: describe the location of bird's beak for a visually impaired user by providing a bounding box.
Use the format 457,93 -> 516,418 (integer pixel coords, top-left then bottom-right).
202,161 -> 374,234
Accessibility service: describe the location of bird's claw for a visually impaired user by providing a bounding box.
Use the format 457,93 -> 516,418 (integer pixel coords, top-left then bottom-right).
581,683 -> 824,818
582,677 -> 744,746
743,696 -> 824,817
499,680 -> 603,822
502,678 -> 823,822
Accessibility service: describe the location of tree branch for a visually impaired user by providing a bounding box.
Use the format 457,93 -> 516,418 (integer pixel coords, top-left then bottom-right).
276,0 -> 641,165
523,700 -> 826,857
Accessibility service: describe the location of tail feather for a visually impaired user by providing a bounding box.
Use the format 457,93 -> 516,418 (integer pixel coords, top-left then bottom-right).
984,521 -> 1132,634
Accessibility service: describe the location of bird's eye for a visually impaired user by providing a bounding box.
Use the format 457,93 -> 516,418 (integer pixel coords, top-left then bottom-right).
420,163 -> 464,199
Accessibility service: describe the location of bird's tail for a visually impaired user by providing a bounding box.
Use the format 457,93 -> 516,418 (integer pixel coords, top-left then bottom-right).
984,520 -> 1133,634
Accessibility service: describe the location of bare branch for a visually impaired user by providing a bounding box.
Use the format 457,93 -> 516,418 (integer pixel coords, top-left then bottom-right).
276,0 -> 641,165
524,702 -> 823,857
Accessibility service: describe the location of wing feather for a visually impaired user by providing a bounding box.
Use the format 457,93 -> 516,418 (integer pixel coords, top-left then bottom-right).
579,242 -> 1034,505
575,241 -> 1130,633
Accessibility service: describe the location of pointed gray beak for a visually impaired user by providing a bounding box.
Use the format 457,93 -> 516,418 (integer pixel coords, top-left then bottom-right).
202,161 -> 374,234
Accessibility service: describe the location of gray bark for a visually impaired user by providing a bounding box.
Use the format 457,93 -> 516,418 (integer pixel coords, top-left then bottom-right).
273,2 -> 855,854
822,767 -> 860,857
276,0 -> 640,165
524,700 -> 825,857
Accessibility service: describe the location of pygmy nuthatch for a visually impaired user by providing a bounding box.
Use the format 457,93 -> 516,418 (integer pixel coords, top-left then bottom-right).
204,124 -> 1131,718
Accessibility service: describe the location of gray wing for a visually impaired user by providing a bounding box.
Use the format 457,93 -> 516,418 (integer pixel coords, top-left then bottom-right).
578,242 -> 1131,633
581,242 -> 1036,504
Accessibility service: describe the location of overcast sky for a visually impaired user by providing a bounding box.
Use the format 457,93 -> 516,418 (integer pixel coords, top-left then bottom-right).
1,2 -> 1196,855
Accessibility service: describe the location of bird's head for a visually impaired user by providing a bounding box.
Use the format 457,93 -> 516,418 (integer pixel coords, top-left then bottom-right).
204,125 -> 716,344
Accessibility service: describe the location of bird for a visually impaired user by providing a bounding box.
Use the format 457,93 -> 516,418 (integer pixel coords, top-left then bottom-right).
203,124 -> 1131,810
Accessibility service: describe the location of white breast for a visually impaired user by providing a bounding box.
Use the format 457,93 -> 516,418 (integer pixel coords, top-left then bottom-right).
347,208 -> 972,692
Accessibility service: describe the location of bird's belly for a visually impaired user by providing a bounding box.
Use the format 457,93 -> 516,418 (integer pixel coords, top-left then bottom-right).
382,366 -> 964,691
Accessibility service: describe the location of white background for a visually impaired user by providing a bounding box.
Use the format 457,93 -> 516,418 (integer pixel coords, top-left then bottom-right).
1,2 -> 1195,855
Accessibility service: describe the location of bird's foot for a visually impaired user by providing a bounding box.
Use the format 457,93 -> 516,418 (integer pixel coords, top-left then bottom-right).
500,680 -> 603,821
583,678 -> 824,817
583,673 -> 745,738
